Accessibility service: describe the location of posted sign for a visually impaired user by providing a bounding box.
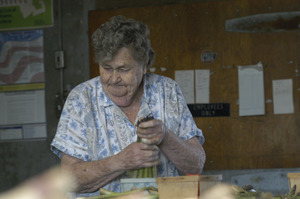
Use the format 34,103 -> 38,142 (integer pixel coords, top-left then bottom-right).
0,0 -> 53,31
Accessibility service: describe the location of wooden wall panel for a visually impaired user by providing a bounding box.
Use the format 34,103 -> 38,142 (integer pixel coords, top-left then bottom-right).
88,0 -> 300,170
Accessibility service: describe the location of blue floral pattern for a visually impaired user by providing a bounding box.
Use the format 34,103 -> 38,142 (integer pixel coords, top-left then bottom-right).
50,73 -> 204,197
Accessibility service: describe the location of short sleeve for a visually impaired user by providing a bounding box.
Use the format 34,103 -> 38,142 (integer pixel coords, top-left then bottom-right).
50,89 -> 90,161
163,78 -> 205,145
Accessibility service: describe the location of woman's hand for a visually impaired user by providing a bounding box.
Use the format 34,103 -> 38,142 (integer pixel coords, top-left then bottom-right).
137,119 -> 167,146
117,142 -> 160,170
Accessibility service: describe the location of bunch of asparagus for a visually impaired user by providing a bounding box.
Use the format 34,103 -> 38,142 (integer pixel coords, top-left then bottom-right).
129,115 -> 157,178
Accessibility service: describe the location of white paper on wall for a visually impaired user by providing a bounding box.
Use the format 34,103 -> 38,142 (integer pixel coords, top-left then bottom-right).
238,62 -> 265,116
195,69 -> 210,103
175,70 -> 194,104
0,90 -> 46,125
272,79 -> 294,114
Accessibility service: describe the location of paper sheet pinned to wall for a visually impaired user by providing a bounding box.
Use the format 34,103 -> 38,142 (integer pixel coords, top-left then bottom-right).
238,62 -> 265,116
272,79 -> 294,114
195,69 -> 210,103
175,70 -> 194,104
0,90 -> 46,125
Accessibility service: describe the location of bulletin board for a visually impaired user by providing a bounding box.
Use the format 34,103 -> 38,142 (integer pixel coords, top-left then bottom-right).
88,0 -> 300,170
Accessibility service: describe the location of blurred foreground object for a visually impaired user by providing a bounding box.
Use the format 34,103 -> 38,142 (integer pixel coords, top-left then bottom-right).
201,184 -> 273,199
200,184 -> 234,199
0,166 -> 76,199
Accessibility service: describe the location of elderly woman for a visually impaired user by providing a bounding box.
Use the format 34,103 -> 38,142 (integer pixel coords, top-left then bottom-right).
51,15 -> 206,197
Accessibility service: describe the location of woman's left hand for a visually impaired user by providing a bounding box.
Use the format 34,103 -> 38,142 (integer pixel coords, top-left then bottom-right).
137,119 -> 167,146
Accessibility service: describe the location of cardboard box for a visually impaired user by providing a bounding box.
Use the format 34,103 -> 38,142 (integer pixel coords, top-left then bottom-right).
287,173 -> 300,194
156,175 -> 222,199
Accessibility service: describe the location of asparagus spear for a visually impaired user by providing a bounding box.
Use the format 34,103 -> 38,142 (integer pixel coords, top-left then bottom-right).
129,115 -> 156,178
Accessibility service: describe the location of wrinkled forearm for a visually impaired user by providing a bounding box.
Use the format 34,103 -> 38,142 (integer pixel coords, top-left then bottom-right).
158,130 -> 206,174
61,153 -> 126,193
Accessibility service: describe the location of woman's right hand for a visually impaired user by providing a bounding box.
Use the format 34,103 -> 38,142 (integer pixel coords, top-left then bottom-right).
117,142 -> 160,170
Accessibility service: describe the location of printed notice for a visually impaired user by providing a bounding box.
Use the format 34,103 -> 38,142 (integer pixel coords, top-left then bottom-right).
195,69 -> 210,103
175,70 -> 194,104
272,79 -> 294,114
0,0 -> 53,31
238,62 -> 265,116
0,90 -> 46,125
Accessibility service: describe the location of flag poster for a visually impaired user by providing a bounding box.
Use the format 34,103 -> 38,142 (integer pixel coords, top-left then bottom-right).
0,0 -> 53,31
0,30 -> 44,86
0,30 -> 46,141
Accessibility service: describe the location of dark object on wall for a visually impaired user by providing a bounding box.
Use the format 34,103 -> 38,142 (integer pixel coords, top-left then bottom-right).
226,11 -> 300,33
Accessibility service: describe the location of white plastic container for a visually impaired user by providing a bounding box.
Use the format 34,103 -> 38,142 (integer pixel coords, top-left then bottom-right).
120,178 -> 157,192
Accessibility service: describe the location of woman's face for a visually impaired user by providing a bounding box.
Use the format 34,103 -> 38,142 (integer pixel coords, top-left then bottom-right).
99,47 -> 147,108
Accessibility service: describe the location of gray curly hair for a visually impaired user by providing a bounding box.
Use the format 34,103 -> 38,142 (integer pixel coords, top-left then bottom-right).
91,15 -> 155,69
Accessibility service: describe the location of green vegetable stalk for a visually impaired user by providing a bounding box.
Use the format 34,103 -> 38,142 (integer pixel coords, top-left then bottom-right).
128,136 -> 157,178
129,115 -> 156,178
